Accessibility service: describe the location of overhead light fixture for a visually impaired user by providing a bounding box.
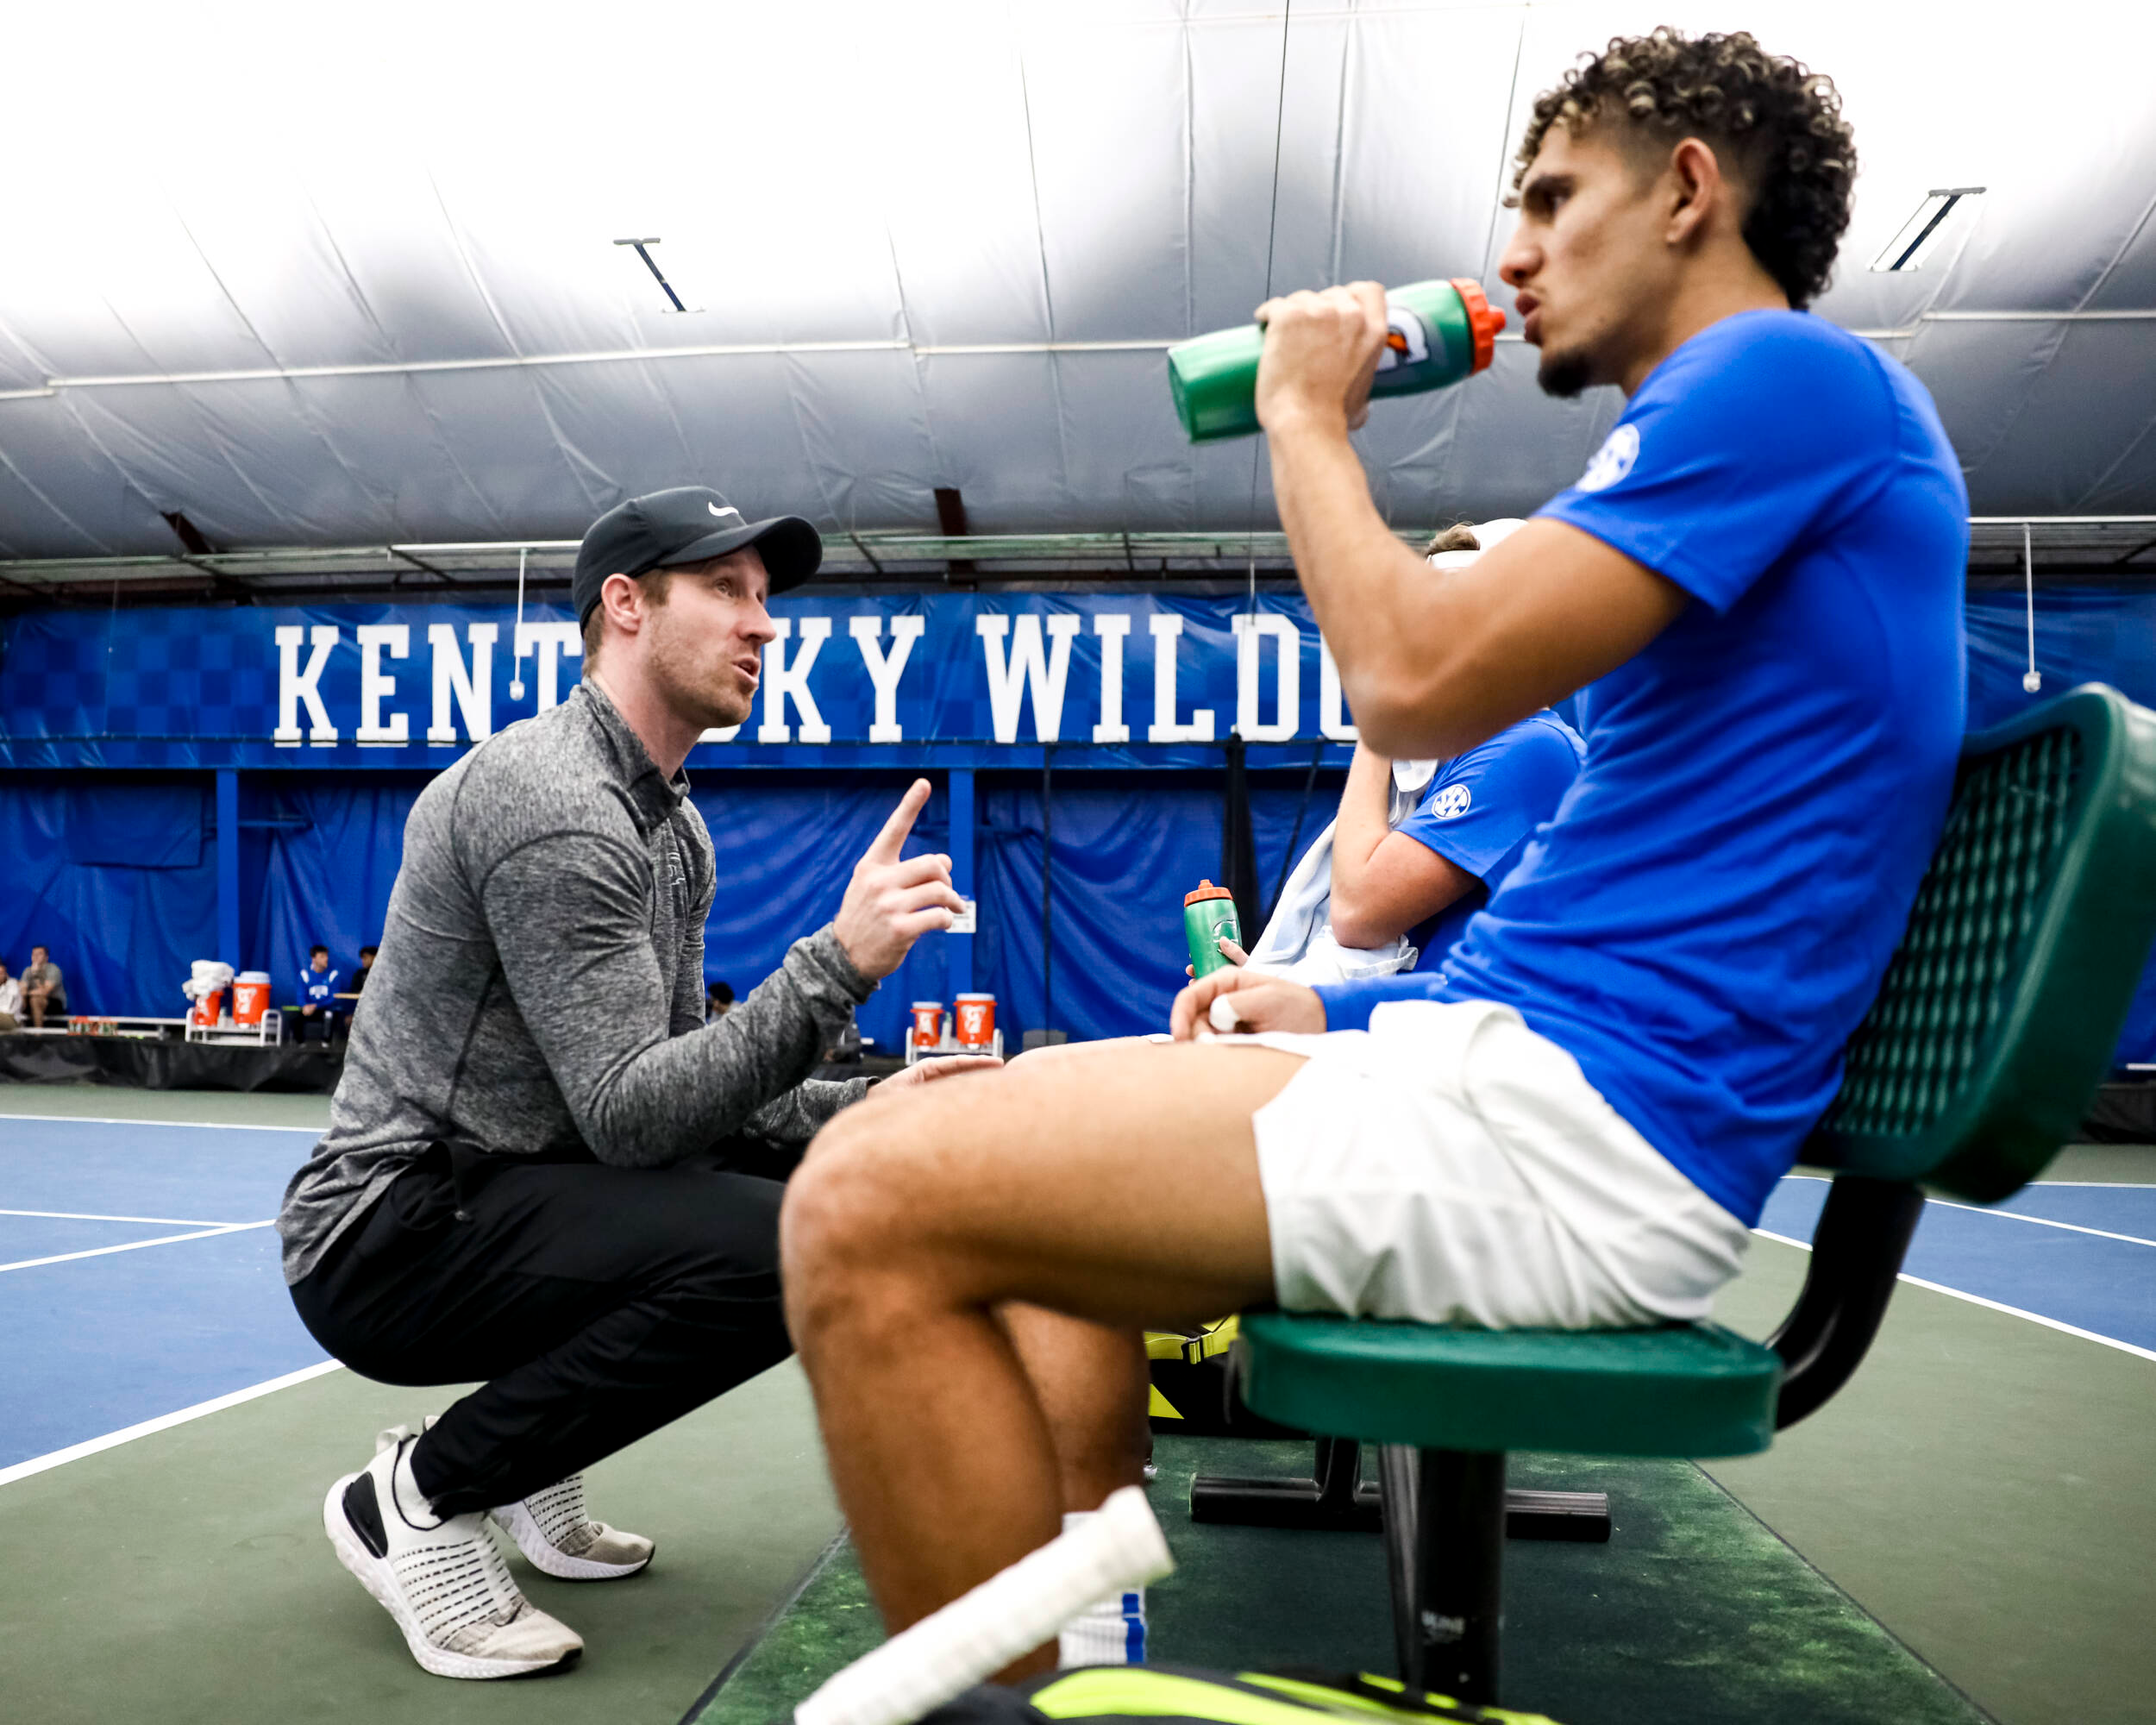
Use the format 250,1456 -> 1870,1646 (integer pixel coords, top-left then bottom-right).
613,237 -> 699,312
1871,188 -> 1985,273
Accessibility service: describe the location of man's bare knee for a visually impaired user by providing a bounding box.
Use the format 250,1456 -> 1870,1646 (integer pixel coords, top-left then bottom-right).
781,1113 -> 943,1349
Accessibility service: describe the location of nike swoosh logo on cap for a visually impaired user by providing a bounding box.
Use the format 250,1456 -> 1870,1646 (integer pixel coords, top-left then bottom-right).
708,502 -> 742,520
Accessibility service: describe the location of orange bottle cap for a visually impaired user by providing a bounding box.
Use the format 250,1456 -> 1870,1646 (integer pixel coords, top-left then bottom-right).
1451,278 -> 1507,373
1185,879 -> 1234,906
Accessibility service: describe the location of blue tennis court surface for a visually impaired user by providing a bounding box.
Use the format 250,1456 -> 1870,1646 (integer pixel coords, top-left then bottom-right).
1760,1176 -> 2156,1354
1992,1182 -> 2156,1238
0,1116 -> 329,1471
3,1113 -> 2149,1485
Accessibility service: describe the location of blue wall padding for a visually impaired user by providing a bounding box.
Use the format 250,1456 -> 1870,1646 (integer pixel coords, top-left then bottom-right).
6,583 -> 2156,1063
0,776 -> 217,1016
971,771 -> 1336,1043
694,772 -> 950,1052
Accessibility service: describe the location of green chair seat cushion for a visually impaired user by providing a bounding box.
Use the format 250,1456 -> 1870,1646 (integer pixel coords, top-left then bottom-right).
1237,1312 -> 1783,1458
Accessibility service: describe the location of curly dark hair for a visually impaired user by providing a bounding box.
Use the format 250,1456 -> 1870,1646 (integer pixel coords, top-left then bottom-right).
1511,28 -> 1857,308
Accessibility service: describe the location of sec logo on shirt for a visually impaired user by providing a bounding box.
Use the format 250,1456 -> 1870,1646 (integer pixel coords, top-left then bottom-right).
1429,783 -> 1472,819
1576,423 -> 1640,493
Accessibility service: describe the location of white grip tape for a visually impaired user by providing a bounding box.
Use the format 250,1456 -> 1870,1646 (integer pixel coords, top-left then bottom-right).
794,1485 -> 1174,1725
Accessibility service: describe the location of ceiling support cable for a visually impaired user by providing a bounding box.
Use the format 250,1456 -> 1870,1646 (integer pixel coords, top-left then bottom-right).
2023,522 -> 2042,694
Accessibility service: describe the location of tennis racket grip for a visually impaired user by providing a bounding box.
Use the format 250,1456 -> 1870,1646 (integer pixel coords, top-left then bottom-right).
794,1485 -> 1174,1725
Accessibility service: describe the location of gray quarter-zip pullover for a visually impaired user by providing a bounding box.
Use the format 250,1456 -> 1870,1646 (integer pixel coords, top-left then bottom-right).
278,681 -> 873,1284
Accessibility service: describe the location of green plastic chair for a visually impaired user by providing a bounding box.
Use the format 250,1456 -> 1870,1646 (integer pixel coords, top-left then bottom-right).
1206,684 -> 2156,1707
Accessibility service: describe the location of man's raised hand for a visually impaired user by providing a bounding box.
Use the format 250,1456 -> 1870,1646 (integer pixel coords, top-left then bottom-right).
833,778 -> 966,982
1253,281 -> 1389,436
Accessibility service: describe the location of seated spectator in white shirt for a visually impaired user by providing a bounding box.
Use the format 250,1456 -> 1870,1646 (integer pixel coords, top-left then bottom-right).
0,961 -> 22,1033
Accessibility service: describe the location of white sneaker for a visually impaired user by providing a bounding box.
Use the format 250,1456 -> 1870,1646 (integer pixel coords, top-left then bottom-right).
491,1475 -> 655,1582
322,1428 -> 584,1680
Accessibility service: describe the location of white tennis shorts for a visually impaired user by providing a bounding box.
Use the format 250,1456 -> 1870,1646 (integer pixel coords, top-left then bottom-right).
1236,998 -> 1751,1329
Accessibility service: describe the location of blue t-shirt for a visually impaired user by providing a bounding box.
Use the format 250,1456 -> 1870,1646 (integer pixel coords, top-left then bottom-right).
1394,712 -> 1584,970
1317,310 -> 1968,1226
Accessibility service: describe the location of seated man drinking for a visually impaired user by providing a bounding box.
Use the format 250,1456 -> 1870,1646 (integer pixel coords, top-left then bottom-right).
780,26 -> 1969,1676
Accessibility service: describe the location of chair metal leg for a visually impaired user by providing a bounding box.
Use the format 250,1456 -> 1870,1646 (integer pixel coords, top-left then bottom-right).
1193,1437 -> 1609,1543
1379,1445 -> 1422,1684
1383,1448 -> 1507,1705
1189,1435 -> 1379,1529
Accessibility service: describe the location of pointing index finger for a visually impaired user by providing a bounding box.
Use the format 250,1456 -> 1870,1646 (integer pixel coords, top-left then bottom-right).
868,778 -> 933,865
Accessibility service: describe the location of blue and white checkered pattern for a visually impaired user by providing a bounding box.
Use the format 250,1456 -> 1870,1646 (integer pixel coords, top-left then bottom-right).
1,593 -> 1344,771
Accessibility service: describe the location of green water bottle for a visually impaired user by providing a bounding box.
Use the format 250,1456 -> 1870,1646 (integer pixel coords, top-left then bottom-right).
1184,880 -> 1243,980
1166,278 -> 1506,442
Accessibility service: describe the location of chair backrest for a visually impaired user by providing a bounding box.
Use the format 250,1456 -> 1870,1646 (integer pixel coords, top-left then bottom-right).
1810,684 -> 2156,1202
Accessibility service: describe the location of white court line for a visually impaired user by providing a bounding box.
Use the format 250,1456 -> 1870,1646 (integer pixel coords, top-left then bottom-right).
1779,1175 -> 2156,1246
0,1220 -> 274,1273
0,1207 -> 241,1227
0,1360 -> 344,1489
1923,1198 -> 2156,1249
1787,1176 -> 2156,1188
0,1113 -> 320,1133
1752,1228 -> 2156,1364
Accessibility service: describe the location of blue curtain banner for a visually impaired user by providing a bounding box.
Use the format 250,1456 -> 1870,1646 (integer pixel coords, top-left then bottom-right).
5,582 -> 2156,1060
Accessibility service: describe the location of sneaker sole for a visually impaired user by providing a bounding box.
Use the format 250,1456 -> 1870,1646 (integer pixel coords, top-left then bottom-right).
490,1501 -> 654,1582
323,1475 -> 580,1680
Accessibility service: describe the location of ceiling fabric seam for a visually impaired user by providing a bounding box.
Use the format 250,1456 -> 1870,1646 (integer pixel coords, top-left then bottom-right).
392,372 -> 515,541
1478,3 -> 1529,283
1953,179 -> 2156,499
286,192 -> 449,538
1239,0 -> 1295,618
45,393 -> 184,555
881,201 -> 950,511
424,168 -> 623,520
1011,4 -> 1075,519
1326,14 -> 1351,286
172,203 -> 405,532
0,438 -> 113,555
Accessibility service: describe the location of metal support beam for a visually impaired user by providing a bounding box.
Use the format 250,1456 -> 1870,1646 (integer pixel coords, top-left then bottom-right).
215,769 -> 241,969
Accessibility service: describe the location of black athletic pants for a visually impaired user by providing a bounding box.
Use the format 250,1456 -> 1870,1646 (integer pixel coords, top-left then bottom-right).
290,1141 -> 795,1516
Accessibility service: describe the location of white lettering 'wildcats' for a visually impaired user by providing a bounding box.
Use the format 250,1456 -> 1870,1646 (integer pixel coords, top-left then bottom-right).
1430,783 -> 1473,820
1576,423 -> 1639,493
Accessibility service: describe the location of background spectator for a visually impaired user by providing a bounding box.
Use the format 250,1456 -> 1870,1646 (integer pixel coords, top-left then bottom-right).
705,980 -> 735,1024
296,944 -> 343,1044
0,960 -> 20,1032
349,944 -> 379,994
22,944 -> 66,1028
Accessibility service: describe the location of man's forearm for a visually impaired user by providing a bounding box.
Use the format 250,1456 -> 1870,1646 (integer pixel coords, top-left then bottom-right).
1269,417 -> 1446,750
539,926 -> 869,1169
1328,743 -> 1395,893
744,1076 -> 872,1145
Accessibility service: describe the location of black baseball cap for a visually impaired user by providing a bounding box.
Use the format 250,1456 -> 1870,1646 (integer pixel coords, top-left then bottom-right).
573,486 -> 822,627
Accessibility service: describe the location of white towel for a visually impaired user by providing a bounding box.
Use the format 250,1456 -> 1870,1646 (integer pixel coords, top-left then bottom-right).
1244,762 -> 1438,986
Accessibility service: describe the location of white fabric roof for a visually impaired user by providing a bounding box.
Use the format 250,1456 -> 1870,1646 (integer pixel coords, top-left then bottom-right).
1,0 -> 2152,561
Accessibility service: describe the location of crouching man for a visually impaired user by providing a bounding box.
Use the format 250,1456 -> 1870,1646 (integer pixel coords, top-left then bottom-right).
779,28 -> 1969,1678
279,486 -> 987,1679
